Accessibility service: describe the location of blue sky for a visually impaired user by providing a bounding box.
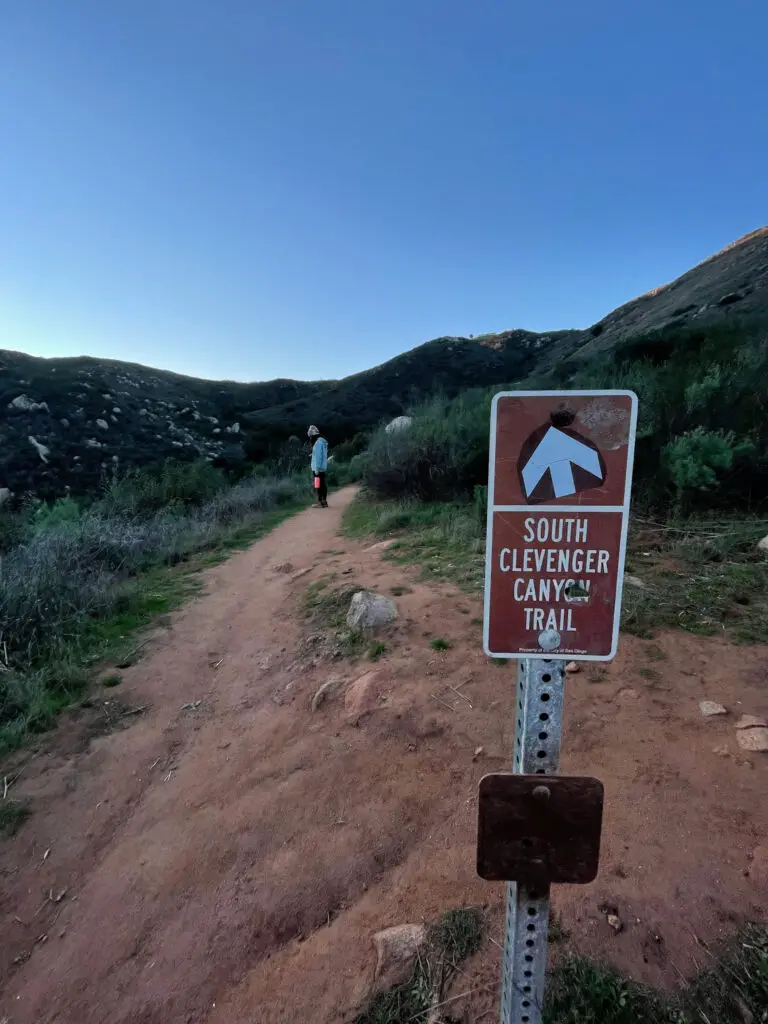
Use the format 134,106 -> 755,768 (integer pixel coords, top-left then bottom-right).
1,1 -> 766,383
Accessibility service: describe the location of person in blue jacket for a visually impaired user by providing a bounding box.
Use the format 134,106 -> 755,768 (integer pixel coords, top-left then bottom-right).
308,425 -> 329,507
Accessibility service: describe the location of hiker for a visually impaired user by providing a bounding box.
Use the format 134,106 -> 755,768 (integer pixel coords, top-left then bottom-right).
308,425 -> 329,507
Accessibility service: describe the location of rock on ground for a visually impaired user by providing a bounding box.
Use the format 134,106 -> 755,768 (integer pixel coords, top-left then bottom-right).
566,661 -> 580,674
699,701 -> 728,717
0,487 -> 11,507
736,715 -> 768,730
384,415 -> 412,434
625,575 -> 647,589
344,671 -> 381,722
346,591 -> 397,631
310,679 -> 341,712
736,727 -> 768,752
757,534 -> 768,555
372,923 -> 426,993
28,436 -> 50,463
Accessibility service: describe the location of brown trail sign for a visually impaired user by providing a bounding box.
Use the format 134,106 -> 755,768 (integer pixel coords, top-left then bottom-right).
483,390 -> 638,661
478,390 -> 637,1024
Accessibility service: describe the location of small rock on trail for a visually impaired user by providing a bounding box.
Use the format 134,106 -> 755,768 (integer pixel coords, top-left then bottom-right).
699,701 -> 728,717
736,727 -> 768,752
310,679 -> 341,712
372,923 -> 426,993
344,671 -> 381,722
346,591 -> 397,631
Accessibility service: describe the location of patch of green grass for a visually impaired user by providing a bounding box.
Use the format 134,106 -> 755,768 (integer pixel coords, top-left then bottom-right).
301,578 -> 367,658
354,907 -> 484,1024
367,641 -> 387,661
622,517 -> 768,644
301,576 -> 352,626
343,497 -> 485,591
638,667 -> 661,682
471,617 -> 483,626
543,924 -> 768,1024
544,955 -> 669,1023
430,637 -> 451,652
645,644 -> 667,661
0,798 -> 31,837
390,585 -> 412,597
491,657 -> 508,668
102,674 -> 122,688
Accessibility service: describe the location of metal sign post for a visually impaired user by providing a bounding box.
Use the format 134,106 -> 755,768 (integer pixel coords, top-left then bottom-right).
478,390 -> 637,1024
500,658 -> 565,1024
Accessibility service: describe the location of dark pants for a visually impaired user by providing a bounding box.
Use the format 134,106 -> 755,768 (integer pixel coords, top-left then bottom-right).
315,472 -> 328,506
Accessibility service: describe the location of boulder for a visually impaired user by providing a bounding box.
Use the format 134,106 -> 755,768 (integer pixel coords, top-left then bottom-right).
372,924 -> 426,993
384,416 -> 413,434
565,661 -> 580,674
96,418 -> 109,430
347,591 -> 397,631
9,393 -> 49,413
0,487 -> 11,507
758,535 -> 768,555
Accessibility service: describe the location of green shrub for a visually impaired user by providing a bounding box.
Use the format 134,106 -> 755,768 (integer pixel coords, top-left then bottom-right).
664,428 -> 756,503
31,496 -> 82,535
101,460 -> 227,518
363,393 -> 491,501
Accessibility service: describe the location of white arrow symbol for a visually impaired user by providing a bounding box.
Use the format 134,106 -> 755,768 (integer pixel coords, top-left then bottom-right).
521,426 -> 603,499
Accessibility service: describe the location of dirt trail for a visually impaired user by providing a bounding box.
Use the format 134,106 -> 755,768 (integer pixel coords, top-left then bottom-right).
2,487 -> 767,1023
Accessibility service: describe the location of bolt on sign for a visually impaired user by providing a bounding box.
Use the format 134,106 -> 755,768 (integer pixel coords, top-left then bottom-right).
483,391 -> 638,661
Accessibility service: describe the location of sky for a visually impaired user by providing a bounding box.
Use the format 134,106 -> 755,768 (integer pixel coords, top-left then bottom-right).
1,1 -> 766,383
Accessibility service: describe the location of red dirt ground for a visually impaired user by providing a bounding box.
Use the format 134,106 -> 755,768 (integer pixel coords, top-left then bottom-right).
1,487 -> 767,1023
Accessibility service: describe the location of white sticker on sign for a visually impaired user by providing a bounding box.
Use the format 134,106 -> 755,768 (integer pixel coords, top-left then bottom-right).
520,426 -> 603,500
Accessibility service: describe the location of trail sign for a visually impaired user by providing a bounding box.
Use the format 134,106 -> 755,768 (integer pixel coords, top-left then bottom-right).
483,390 -> 637,661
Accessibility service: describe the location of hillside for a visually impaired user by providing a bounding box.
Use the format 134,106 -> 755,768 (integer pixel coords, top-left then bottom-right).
1,227 -> 766,499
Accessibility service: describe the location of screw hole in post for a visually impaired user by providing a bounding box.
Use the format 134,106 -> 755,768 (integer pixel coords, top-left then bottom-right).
541,693 -> 551,702
536,750 -> 547,759
542,673 -> 551,683
539,713 -> 549,721
525,939 -> 534,948
538,731 -> 548,740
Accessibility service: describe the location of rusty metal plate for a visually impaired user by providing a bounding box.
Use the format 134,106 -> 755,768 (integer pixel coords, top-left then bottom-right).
477,773 -> 603,885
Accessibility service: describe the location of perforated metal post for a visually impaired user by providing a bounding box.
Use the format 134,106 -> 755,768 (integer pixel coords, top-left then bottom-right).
500,659 -> 566,1024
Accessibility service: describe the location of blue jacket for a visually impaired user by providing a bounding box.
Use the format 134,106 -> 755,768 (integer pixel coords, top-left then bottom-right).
311,437 -> 329,473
